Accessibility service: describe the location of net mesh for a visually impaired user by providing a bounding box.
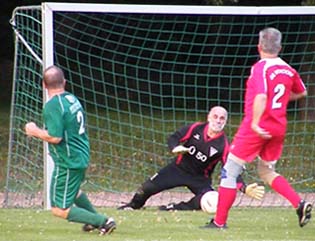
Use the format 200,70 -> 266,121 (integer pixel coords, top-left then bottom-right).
4,5 -> 315,208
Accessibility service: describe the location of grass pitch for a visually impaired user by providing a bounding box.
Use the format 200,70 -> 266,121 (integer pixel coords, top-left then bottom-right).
0,207 -> 313,241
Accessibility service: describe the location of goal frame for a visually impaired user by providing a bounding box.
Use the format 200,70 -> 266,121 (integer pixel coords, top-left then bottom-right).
40,3 -> 315,209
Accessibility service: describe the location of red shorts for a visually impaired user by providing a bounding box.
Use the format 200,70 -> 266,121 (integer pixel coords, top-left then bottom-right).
230,133 -> 284,163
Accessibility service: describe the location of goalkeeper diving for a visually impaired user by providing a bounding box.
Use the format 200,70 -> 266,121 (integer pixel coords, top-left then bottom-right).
118,106 -> 265,211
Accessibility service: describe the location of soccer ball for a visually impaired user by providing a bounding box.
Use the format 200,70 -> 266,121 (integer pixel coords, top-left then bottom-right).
200,191 -> 218,214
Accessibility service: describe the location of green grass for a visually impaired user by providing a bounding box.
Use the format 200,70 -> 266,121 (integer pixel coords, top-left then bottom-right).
0,208 -> 314,241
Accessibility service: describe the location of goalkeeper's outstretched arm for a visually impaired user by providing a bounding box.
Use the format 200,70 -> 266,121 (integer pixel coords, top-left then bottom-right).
167,122 -> 202,152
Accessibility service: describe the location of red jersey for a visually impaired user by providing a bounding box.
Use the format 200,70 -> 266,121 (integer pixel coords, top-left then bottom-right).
236,57 -> 306,138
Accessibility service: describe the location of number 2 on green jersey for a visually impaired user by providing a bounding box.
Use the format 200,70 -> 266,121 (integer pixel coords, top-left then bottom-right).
76,110 -> 85,134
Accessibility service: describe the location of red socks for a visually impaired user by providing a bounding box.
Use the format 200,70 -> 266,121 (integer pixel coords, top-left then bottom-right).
214,175 -> 301,226
271,175 -> 301,208
214,186 -> 237,226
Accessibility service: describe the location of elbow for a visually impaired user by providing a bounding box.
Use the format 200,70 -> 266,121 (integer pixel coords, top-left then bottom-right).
290,90 -> 307,101
296,90 -> 307,100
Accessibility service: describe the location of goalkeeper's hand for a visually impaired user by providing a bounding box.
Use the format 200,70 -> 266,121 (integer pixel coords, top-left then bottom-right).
172,145 -> 189,155
245,183 -> 265,200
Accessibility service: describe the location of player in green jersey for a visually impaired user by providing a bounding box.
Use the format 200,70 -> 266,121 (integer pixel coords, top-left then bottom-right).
25,65 -> 116,235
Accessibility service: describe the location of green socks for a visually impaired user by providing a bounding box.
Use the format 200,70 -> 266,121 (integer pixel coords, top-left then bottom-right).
67,206 -> 106,227
74,192 -> 97,213
68,192 -> 108,227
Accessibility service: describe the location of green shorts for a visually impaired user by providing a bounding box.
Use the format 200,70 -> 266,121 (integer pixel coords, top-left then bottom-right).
50,166 -> 86,208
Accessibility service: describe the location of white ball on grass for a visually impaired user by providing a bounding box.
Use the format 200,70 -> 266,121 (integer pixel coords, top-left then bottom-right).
200,191 -> 218,214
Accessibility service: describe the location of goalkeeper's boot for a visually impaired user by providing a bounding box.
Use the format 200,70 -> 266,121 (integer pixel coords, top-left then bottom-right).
200,219 -> 227,229
98,217 -> 116,235
296,200 -> 312,227
159,203 -> 176,211
82,224 -> 96,232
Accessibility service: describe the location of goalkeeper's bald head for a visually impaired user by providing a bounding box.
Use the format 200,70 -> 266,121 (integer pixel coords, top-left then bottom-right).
207,106 -> 228,134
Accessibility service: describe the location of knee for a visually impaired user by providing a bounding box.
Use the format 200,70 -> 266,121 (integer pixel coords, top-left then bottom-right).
257,161 -> 279,185
220,157 -> 244,188
222,157 -> 244,179
51,207 -> 70,219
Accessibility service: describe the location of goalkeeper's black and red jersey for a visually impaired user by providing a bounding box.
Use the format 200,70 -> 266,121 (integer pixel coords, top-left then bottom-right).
167,122 -> 229,178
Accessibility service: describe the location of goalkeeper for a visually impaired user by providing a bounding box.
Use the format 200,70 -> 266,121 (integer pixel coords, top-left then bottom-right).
118,106 -> 264,211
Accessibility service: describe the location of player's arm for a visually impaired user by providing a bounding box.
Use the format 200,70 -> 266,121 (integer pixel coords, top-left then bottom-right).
25,122 -> 62,144
290,72 -> 307,101
251,93 -> 271,139
289,90 -> 307,101
167,123 -> 199,154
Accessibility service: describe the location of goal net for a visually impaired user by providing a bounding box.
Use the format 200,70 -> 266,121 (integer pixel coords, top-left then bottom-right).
4,3 -> 315,208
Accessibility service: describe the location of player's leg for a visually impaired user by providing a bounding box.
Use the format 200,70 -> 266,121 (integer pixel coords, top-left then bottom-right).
74,190 -> 97,213
165,193 -> 206,211
209,153 -> 245,227
160,196 -> 200,211
66,206 -> 116,235
259,137 -> 312,227
51,167 -> 116,234
75,190 -> 111,232
257,158 -> 301,205
160,176 -> 213,211
119,162 -> 183,210
74,190 -> 100,232
123,179 -> 162,209
206,134 -> 263,228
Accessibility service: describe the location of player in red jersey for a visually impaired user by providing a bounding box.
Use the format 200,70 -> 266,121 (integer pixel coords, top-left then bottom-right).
203,27 -> 311,229
118,106 -> 264,211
